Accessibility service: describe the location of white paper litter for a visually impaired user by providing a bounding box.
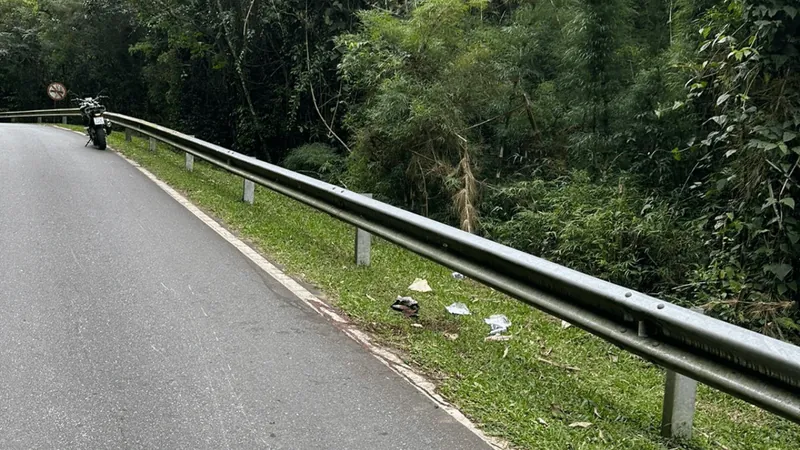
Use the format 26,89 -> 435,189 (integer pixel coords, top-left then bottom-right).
484,314 -> 512,335
408,278 -> 433,293
445,302 -> 471,315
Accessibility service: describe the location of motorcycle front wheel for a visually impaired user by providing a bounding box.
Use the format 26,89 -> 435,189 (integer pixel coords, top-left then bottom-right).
94,128 -> 107,150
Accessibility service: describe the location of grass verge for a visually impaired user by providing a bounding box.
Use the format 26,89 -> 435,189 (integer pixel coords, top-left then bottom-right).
61,124 -> 799,449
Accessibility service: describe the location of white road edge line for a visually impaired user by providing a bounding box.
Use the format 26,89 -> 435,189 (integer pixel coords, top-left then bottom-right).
53,125 -> 509,450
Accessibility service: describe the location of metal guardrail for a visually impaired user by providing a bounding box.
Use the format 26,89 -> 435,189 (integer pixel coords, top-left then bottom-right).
0,108 -> 80,119
3,109 -> 800,433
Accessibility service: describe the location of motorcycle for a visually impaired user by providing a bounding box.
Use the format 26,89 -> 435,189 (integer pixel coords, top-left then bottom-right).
72,95 -> 112,150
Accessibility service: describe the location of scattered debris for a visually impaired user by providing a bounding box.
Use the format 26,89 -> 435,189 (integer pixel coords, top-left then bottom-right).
366,294 -> 377,302
391,296 -> 419,317
537,357 -> 580,372
568,422 -> 593,429
537,418 -> 549,427
502,346 -> 509,358
593,407 -> 601,419
408,278 -> 433,293
451,272 -> 466,280
484,314 -> 511,335
542,347 -> 553,357
485,335 -> 513,342
411,323 -> 423,328
445,302 -> 471,316
443,332 -> 459,341
561,320 -> 572,329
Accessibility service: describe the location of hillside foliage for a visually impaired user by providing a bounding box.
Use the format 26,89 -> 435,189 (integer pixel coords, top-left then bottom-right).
2,0 -> 798,340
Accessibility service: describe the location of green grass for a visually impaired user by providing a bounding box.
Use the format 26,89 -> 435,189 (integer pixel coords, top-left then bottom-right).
59,124 -> 800,449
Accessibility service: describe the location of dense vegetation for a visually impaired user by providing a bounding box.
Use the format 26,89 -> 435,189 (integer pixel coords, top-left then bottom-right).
2,0 -> 798,340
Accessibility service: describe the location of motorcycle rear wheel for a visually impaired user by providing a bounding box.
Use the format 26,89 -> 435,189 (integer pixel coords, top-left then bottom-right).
94,128 -> 107,150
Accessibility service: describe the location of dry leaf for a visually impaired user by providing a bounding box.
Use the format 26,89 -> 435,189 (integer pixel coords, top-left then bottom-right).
502,346 -> 509,358
593,407 -> 602,419
444,332 -> 459,341
537,418 -> 549,427
569,422 -> 593,428
411,323 -> 423,328
561,320 -> 572,329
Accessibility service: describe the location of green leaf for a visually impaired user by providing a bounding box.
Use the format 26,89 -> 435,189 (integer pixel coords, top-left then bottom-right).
716,93 -> 731,106
781,197 -> 795,209
784,131 -> 797,143
765,264 -> 792,281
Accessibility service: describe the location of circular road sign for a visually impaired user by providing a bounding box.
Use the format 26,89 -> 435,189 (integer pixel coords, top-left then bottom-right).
47,82 -> 67,101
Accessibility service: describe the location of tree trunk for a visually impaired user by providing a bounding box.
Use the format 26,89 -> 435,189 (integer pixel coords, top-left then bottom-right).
214,0 -> 271,162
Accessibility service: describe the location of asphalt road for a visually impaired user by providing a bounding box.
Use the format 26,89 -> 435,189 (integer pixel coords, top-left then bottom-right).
0,124 -> 491,449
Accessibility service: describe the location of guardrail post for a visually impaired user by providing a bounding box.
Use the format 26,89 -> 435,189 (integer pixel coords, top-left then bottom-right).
37,117 -> 42,124
242,179 -> 255,204
355,193 -> 373,266
661,370 -> 697,440
660,307 -> 702,440
125,128 -> 132,142
149,136 -> 156,152
185,153 -> 194,172
62,116 -> 67,125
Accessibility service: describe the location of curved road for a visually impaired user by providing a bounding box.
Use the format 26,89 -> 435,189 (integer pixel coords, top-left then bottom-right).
0,124 -> 491,449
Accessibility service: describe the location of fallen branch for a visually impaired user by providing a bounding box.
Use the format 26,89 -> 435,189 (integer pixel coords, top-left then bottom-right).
305,27 -> 352,153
